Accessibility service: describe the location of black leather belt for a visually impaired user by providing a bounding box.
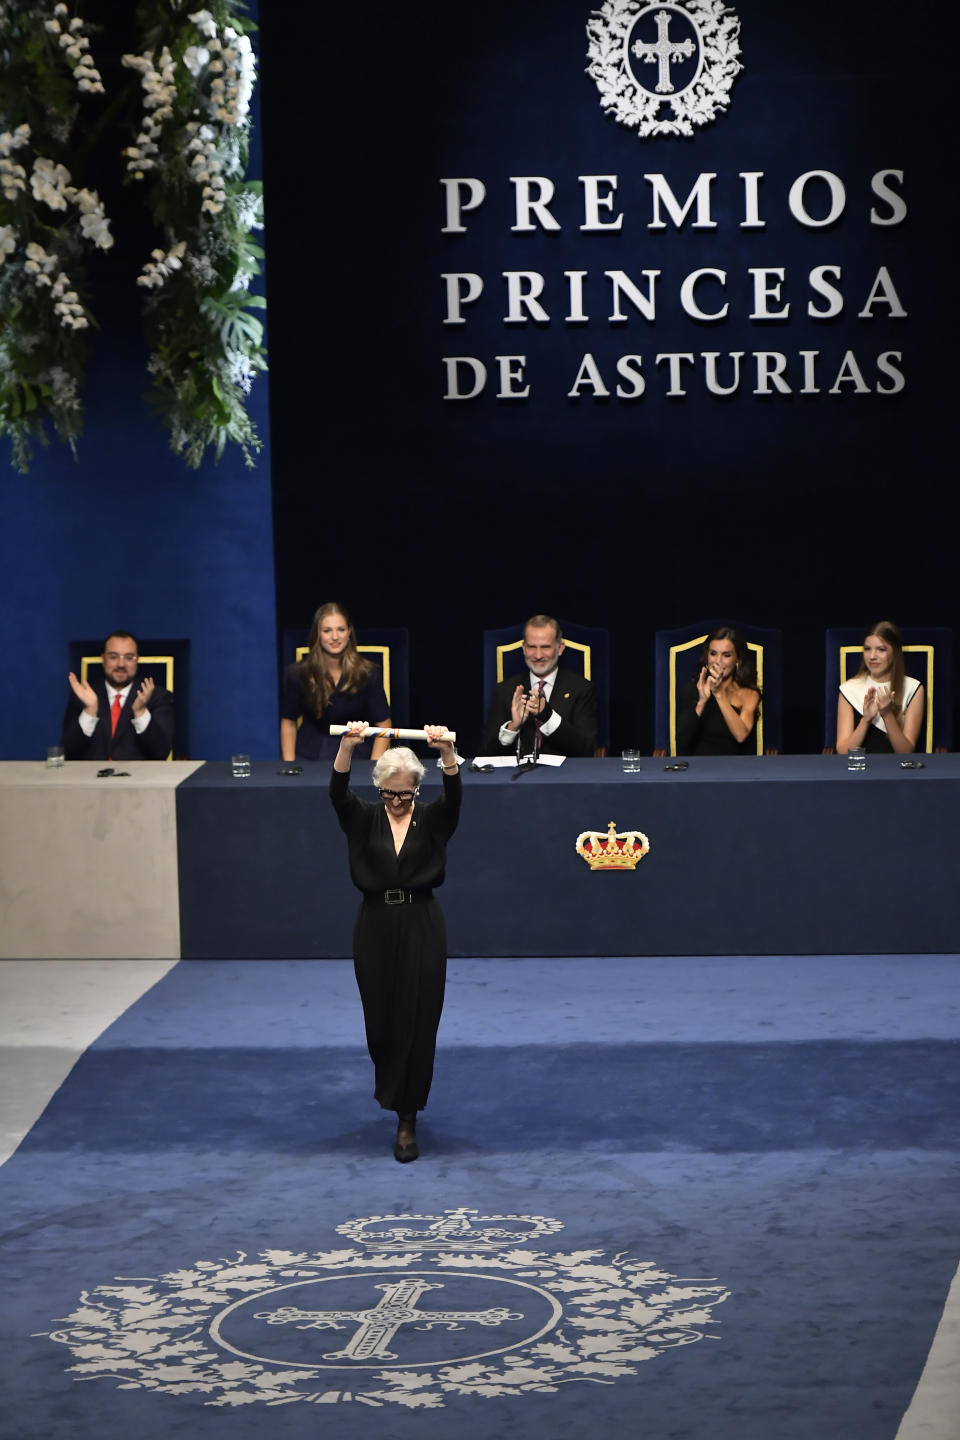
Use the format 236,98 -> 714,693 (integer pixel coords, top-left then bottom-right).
363,888 -> 434,906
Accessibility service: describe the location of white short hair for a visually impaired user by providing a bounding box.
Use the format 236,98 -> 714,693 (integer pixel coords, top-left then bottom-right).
372,746 -> 425,787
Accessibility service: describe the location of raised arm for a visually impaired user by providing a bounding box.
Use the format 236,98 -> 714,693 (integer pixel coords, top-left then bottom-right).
333,720 -> 368,772
424,724 -> 462,835
424,723 -> 458,772
329,720 -> 369,827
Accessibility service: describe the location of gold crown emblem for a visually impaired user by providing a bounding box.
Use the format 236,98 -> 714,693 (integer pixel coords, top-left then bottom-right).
575,820 -> 650,870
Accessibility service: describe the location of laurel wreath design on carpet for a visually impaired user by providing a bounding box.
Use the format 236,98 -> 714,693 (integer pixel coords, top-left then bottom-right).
44,1210 -> 729,1408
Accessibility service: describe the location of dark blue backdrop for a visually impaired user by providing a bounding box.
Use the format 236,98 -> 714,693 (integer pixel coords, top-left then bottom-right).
1,3 -> 953,760
262,0 -> 954,755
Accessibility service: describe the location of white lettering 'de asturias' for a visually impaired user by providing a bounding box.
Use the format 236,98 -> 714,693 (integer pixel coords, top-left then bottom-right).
441,350 -> 905,401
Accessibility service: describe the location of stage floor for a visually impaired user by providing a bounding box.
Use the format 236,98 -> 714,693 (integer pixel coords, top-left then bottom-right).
1,955 -> 958,1440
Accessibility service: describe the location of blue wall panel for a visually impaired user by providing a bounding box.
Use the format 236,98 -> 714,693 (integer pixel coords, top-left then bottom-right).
0,3 -> 277,761
0,343 -> 276,760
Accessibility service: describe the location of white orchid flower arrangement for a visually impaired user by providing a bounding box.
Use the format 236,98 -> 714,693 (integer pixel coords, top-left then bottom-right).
0,1 -> 265,473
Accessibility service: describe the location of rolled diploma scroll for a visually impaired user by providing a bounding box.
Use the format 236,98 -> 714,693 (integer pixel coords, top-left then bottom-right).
329,725 -> 457,742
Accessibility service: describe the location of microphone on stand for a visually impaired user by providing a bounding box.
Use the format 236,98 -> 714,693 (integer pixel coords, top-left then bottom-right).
513,681 -> 544,779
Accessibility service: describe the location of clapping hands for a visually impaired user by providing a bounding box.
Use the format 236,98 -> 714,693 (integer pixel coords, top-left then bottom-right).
696,665 -> 721,705
509,685 -> 546,728
67,671 -> 99,715
131,677 -> 154,717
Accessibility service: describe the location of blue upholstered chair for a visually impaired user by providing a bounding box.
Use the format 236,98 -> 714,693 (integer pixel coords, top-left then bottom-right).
823,626 -> 953,753
481,619 -> 611,755
283,626 -> 410,726
70,638 -> 189,759
653,621 -> 782,756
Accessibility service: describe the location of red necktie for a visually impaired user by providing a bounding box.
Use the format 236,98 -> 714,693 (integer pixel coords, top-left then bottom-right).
110,692 -> 123,736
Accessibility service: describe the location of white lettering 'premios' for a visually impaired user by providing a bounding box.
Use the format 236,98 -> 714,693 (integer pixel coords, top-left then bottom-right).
440,171 -> 907,234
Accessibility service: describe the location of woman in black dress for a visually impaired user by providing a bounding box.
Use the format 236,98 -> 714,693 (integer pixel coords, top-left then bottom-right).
281,602 -> 391,763
331,721 -> 461,1162
676,626 -> 761,756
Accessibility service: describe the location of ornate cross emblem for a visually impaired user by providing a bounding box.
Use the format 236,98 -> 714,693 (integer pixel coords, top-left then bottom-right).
631,9 -> 695,93
48,1213 -> 731,1408
254,1278 -> 523,1362
587,0 -> 743,139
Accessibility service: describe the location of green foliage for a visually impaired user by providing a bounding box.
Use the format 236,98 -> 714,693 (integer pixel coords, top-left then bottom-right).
0,1 -> 107,471
125,0 -> 266,468
0,0 -> 266,474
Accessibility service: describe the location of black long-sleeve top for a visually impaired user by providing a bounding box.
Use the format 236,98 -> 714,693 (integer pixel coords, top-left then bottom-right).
329,766 -> 461,893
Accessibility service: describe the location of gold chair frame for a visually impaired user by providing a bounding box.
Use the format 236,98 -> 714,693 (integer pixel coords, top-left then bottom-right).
839,644 -> 934,754
668,636 -> 765,756
495,637 -> 592,683
294,645 -> 393,729
80,654 -> 175,760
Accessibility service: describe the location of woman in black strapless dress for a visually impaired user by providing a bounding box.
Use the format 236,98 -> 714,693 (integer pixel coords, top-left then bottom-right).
676,626 -> 761,756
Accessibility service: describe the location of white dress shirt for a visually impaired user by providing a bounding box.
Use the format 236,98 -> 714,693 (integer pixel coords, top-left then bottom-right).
78,681 -> 151,736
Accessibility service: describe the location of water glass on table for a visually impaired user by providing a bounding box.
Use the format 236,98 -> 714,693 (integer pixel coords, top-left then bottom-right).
846,747 -> 867,772
231,754 -> 252,779
46,746 -> 65,768
621,749 -> 642,773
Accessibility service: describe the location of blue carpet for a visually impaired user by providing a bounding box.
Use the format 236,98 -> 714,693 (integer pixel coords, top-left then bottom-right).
1,957 -> 958,1440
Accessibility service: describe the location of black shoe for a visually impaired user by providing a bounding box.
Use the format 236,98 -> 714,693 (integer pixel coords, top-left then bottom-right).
394,1115 -> 418,1163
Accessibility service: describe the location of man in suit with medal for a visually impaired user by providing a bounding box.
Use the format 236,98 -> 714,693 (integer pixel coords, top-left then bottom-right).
61,630 -> 175,761
480,614 -> 597,758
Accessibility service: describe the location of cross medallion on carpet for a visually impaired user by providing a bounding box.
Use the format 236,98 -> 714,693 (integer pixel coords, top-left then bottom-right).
44,1207 -> 729,1410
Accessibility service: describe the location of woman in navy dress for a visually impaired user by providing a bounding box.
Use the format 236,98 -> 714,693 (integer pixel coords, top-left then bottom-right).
331,721 -> 461,1163
280,602 -> 390,762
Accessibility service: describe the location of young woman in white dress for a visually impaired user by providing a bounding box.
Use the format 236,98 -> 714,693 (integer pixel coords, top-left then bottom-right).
836,621 -> 924,755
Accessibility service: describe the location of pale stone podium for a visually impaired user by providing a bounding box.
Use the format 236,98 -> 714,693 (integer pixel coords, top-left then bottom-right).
0,761 -> 204,959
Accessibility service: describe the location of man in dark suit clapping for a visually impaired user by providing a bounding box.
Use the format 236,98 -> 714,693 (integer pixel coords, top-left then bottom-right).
62,630 -> 174,761
481,614 -> 597,758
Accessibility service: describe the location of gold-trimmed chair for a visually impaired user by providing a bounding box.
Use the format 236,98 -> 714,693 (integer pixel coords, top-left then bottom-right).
653,621 -> 782,756
824,626 -> 952,753
71,640 -> 185,759
481,619 -> 610,756
283,627 -> 409,729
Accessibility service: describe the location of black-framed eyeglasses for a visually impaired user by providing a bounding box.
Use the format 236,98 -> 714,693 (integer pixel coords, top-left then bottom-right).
378,788 -> 418,801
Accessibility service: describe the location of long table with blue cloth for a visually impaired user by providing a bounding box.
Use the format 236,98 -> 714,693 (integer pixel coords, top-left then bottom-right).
176,755 -> 960,958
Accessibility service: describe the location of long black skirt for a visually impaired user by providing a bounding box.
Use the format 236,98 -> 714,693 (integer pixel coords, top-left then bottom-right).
353,898 -> 447,1114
